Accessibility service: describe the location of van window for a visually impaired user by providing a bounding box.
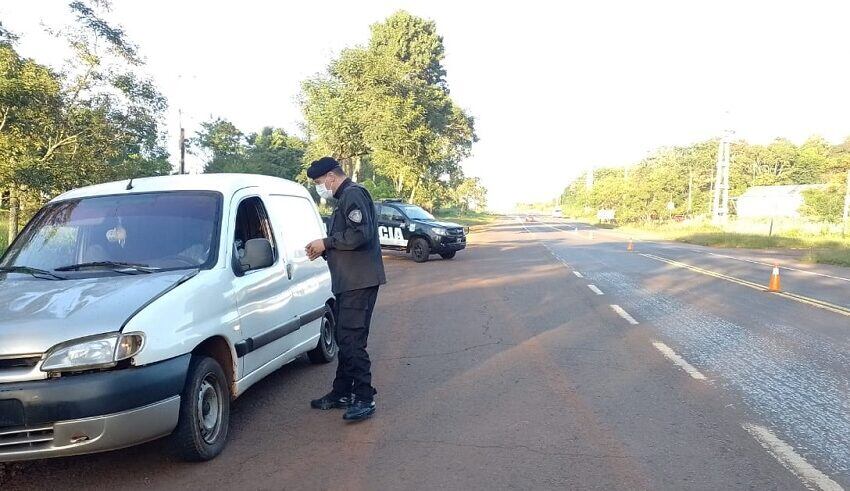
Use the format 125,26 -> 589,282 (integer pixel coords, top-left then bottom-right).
268,195 -> 324,260
234,197 -> 276,265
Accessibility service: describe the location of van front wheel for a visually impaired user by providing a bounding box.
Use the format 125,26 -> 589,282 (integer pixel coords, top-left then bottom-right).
174,356 -> 230,461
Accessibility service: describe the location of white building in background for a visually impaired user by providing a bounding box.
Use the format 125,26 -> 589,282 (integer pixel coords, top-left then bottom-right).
735,184 -> 823,219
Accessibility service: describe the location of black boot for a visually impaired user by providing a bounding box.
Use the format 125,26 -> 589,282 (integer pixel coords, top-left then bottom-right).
310,391 -> 352,410
343,398 -> 376,421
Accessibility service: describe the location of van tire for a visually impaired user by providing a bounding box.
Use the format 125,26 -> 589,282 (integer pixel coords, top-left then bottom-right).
439,251 -> 456,260
308,310 -> 337,364
173,355 -> 230,461
411,238 -> 430,263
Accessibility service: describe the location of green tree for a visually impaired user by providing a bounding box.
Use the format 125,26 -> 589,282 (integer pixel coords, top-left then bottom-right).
193,118 -> 306,180
193,117 -> 246,172
454,176 -> 488,212
301,11 -> 477,206
1,1 -> 171,241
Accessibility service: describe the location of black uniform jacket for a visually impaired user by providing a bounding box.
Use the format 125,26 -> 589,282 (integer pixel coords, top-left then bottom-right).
322,179 -> 387,294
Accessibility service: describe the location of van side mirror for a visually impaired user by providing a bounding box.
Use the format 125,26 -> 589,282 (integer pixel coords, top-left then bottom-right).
240,238 -> 274,272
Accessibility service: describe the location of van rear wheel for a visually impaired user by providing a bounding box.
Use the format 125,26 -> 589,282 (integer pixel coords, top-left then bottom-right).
308,310 -> 337,364
174,355 -> 230,461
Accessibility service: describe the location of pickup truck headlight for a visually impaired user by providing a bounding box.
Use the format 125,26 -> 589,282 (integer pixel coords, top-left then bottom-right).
432,227 -> 447,236
41,332 -> 145,372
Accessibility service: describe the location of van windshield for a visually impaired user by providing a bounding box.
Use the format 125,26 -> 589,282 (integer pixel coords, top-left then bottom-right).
0,192 -> 222,274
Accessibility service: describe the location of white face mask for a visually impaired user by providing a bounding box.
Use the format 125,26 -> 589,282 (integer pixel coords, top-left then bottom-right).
315,182 -> 334,200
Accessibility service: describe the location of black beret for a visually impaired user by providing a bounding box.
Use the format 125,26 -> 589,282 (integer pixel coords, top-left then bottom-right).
306,157 -> 342,179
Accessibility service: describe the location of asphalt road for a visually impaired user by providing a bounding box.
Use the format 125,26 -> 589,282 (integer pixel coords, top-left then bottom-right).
2,219 -> 848,490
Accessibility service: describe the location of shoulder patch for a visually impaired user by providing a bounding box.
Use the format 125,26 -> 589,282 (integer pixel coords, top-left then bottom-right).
348,209 -> 363,223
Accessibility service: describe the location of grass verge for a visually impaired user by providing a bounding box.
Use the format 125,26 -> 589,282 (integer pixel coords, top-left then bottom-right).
434,211 -> 499,229
611,221 -> 850,267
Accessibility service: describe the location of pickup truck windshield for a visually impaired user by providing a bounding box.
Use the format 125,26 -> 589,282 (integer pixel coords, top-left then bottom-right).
398,205 -> 435,221
0,191 -> 222,273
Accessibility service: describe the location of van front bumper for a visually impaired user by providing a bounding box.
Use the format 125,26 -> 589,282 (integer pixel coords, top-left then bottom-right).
0,354 -> 189,462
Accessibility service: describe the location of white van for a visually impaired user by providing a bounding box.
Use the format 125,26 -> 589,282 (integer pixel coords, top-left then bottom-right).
0,174 -> 337,462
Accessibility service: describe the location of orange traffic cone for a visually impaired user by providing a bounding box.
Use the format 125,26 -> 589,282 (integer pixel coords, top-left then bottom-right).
767,263 -> 781,292
627,239 -> 634,252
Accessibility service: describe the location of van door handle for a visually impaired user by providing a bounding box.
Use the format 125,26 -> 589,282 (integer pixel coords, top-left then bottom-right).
286,262 -> 293,280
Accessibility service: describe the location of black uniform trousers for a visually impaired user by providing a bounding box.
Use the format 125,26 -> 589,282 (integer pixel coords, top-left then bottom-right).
332,286 -> 379,401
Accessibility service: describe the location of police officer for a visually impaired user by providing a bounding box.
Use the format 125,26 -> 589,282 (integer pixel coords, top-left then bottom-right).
305,157 -> 386,421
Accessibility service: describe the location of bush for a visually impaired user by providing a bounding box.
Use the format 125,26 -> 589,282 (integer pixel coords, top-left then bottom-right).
802,184 -> 845,223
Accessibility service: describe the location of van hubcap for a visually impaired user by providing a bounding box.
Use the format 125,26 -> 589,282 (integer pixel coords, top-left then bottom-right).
197,375 -> 222,444
322,317 -> 337,356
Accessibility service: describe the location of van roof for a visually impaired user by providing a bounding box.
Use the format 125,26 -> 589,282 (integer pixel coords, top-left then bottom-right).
52,173 -> 311,202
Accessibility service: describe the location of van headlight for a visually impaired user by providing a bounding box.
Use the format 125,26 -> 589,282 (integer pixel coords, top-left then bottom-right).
41,332 -> 145,372
432,227 -> 447,236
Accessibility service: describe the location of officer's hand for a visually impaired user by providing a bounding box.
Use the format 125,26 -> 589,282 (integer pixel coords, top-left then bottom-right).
305,239 -> 326,261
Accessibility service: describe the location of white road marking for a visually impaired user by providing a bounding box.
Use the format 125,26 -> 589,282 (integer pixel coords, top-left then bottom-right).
708,252 -> 850,283
652,341 -> 707,380
742,423 -> 843,491
588,284 -> 604,295
573,271 -> 583,278
610,304 -> 639,325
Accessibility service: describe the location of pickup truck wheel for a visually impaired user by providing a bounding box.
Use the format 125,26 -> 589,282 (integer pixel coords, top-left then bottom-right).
308,310 -> 337,364
174,356 -> 230,461
439,251 -> 456,260
411,238 -> 430,263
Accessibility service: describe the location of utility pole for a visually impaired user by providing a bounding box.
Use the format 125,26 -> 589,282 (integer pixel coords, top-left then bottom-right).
843,169 -> 850,237
712,130 -> 732,224
685,143 -> 693,215
178,109 -> 186,174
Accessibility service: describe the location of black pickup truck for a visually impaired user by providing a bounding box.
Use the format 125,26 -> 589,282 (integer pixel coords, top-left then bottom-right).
373,200 -> 467,262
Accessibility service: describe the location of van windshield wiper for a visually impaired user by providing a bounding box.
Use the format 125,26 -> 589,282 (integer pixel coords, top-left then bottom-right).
55,261 -> 159,274
0,266 -> 66,280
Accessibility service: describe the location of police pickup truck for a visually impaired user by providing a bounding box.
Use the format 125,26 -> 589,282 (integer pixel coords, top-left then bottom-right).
374,200 -> 467,262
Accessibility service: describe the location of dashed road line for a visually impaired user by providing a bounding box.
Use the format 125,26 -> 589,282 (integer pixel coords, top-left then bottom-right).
610,304 -> 639,325
652,341 -> 707,380
640,253 -> 850,318
587,284 -> 604,295
573,271 -> 583,278
742,423 -> 843,491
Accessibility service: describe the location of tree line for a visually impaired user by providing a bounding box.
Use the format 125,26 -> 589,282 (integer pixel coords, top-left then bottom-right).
560,136 -> 850,223
1,6 -> 485,245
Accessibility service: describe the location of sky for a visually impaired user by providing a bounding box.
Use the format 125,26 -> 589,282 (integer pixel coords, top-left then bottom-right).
3,0 -> 850,211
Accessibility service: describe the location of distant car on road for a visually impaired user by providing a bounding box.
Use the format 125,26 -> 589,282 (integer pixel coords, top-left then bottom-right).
552,207 -> 562,218
375,200 -> 467,262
